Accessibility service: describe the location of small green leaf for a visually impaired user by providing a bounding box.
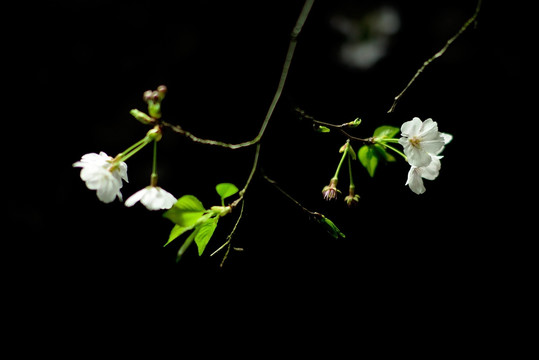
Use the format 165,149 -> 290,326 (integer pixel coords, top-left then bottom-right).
347,118 -> 362,128
215,183 -> 239,202
373,125 -> 399,139
318,216 -> 346,239
163,195 -> 206,226
315,125 -> 331,133
358,145 -> 379,177
194,218 -> 219,256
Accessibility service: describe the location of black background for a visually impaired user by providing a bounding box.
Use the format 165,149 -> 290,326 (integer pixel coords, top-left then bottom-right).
7,0 -> 527,348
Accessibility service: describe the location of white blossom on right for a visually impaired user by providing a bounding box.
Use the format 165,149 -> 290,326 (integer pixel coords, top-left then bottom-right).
399,117 -> 446,167
405,131 -> 453,194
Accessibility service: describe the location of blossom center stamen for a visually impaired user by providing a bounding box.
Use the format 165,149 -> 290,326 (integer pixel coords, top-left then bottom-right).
409,136 -> 421,148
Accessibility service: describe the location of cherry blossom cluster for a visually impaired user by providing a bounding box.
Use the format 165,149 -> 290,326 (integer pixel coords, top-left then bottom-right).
73,87 -> 178,211
321,117 -> 452,202
399,117 -> 452,195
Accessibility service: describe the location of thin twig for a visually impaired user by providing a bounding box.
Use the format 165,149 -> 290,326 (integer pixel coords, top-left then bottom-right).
387,0 -> 482,113
210,200 -> 245,265
162,0 -> 315,149
209,1 -> 316,266
296,107 -> 373,143
263,174 -> 318,217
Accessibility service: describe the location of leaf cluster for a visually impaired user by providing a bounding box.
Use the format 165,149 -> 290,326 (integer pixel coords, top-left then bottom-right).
357,126 -> 399,177
163,183 -> 239,261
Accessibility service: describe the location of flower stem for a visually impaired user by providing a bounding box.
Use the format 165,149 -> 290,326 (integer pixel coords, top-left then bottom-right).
348,151 -> 355,187
121,140 -> 149,163
119,137 -> 148,158
381,142 -> 407,161
334,140 -> 350,179
116,136 -> 152,164
151,140 -> 158,186
380,138 -> 400,143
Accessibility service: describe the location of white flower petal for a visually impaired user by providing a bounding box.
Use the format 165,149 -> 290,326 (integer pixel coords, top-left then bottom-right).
118,162 -> 128,183
142,187 -> 177,210
125,188 -> 147,207
418,118 -> 439,140
440,132 -> 453,145
407,148 -> 432,168
421,156 -> 441,180
400,117 -> 422,137
75,153 -> 125,203
155,188 -> 177,210
95,174 -> 122,203
126,186 -> 177,210
421,138 -> 445,155
406,166 -> 426,195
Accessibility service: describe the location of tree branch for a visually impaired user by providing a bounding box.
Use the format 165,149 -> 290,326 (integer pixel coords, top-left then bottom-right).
162,0 -> 315,149
387,0 -> 482,113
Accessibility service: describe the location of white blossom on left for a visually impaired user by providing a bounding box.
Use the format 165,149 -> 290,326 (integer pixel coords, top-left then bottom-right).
124,186 -> 177,210
73,152 -> 128,203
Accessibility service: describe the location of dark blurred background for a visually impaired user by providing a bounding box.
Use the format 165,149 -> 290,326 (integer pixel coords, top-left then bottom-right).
7,0 -> 525,343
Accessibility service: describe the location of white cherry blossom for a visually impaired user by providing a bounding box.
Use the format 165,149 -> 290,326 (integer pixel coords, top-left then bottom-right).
399,117 -> 445,167
405,131 -> 453,194
73,152 -> 128,203
125,186 -> 177,210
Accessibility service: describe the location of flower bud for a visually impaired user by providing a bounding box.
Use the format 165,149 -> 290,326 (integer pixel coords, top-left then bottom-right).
130,109 -> 153,125
146,126 -> 162,142
347,118 -> 362,128
143,90 -> 153,103
157,85 -> 167,100
344,186 -> 360,207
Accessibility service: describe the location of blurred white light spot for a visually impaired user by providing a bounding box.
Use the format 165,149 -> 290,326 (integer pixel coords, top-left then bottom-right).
331,6 -> 401,70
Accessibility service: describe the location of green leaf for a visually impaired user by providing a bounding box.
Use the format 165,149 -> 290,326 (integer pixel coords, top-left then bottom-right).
358,145 -> 379,177
215,183 -> 239,202
315,125 -> 331,133
169,213 -> 217,259
373,144 -> 396,162
176,229 -> 198,262
347,118 -> 362,128
164,224 -> 194,247
318,216 -> 346,239
163,195 -> 206,227
373,125 -> 399,139
194,218 -> 219,256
